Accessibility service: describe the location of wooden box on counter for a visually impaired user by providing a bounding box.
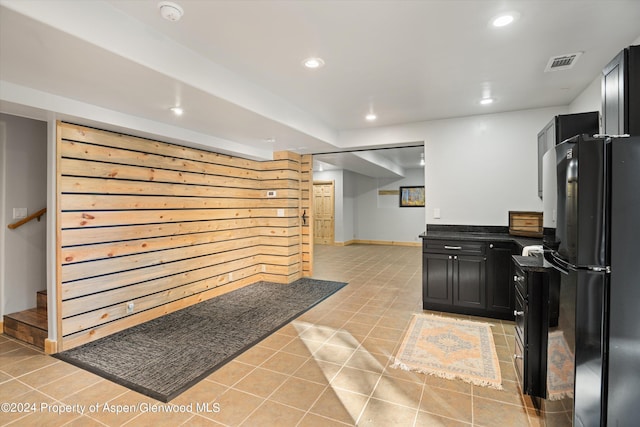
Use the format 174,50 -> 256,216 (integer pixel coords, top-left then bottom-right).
509,211 -> 543,238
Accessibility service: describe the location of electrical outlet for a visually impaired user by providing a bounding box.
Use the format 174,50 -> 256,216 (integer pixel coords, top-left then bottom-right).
126,302 -> 134,313
267,190 -> 277,197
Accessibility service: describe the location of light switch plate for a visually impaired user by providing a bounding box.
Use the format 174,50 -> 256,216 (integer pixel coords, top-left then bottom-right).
277,209 -> 285,217
433,208 -> 441,219
13,208 -> 28,219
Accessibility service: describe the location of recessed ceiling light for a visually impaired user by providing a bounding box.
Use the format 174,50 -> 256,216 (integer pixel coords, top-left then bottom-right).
480,98 -> 494,105
302,57 -> 325,69
491,12 -> 519,27
158,2 -> 184,22
365,113 -> 377,122
170,106 -> 183,115
264,137 -> 276,143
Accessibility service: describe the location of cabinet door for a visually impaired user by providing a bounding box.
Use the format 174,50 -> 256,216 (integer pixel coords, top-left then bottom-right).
537,131 -> 546,198
453,255 -> 486,308
537,120 -> 555,198
423,253 -> 453,305
487,242 -> 515,315
602,49 -> 626,136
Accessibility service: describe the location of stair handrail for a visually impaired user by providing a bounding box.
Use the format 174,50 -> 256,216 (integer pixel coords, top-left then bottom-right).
7,208 -> 47,230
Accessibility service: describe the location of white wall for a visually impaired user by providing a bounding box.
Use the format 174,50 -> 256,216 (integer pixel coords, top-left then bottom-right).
340,106 -> 567,227
425,108 -> 570,225
0,113 -> 47,316
569,76 -> 602,117
342,170 -> 357,242
354,168 -> 425,242
314,168 -> 424,243
320,71 -> 618,233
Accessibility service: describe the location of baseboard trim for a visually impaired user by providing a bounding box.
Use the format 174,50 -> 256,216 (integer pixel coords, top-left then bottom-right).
44,338 -> 57,354
334,240 -> 420,247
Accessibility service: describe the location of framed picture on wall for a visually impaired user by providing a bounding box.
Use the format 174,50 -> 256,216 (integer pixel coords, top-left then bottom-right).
399,186 -> 425,207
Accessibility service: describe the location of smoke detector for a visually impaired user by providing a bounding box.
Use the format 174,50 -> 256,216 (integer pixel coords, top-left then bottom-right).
158,1 -> 184,22
545,52 -> 583,72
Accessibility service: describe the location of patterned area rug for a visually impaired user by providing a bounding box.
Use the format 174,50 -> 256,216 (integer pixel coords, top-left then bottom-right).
546,330 -> 574,400
392,314 -> 502,389
55,278 -> 346,402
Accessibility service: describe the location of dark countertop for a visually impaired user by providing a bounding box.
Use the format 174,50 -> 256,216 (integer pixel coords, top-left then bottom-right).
512,254 -> 555,272
419,231 -> 542,251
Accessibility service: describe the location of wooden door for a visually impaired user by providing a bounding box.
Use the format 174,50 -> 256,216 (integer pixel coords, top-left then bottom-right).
313,182 -> 334,245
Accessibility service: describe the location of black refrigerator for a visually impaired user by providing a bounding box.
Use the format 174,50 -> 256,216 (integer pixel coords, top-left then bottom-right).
542,134 -> 640,426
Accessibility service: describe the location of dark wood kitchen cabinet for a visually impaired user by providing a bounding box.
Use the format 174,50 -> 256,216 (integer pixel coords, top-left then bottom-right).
602,45 -> 640,136
513,261 -> 546,397
422,240 -> 486,311
422,240 -> 486,312
422,237 -> 519,319
511,256 -> 561,400
486,241 -> 516,316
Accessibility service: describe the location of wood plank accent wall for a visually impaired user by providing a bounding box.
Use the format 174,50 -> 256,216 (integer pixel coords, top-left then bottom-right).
56,122 -> 312,350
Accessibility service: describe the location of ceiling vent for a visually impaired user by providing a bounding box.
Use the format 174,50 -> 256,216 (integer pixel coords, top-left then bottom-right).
544,52 -> 583,72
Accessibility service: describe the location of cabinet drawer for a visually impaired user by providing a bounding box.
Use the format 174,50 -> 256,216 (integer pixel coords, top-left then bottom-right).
423,240 -> 485,255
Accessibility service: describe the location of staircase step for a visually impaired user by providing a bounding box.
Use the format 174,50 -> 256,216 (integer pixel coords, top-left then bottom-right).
3,308 -> 47,350
37,290 -> 47,310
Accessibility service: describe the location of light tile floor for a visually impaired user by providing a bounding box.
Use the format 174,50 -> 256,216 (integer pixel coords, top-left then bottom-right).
0,244 -> 550,426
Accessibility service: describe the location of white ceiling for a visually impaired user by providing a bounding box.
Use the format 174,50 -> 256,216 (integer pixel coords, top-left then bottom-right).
1,0 -> 639,177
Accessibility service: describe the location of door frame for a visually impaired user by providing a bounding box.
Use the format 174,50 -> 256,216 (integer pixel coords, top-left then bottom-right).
312,180 -> 335,245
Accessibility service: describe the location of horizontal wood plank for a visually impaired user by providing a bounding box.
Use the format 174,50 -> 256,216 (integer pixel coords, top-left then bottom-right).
60,176 -> 301,199
61,230 -> 298,264
61,222 -> 297,247
60,157 -> 261,189
60,194 -> 298,211
60,209 -> 299,229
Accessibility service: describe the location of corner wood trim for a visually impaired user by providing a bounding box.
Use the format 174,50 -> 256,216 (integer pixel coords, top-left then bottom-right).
44,339 -> 58,354
0,320 -> 3,334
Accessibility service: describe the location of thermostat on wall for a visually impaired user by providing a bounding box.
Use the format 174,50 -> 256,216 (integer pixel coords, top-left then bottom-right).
267,191 -> 277,197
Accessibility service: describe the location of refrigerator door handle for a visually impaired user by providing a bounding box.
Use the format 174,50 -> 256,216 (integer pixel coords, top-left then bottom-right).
588,266 -> 611,273
550,251 -> 573,273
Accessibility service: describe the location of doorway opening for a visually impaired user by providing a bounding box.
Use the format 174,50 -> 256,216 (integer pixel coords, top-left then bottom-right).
310,144 -> 425,248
